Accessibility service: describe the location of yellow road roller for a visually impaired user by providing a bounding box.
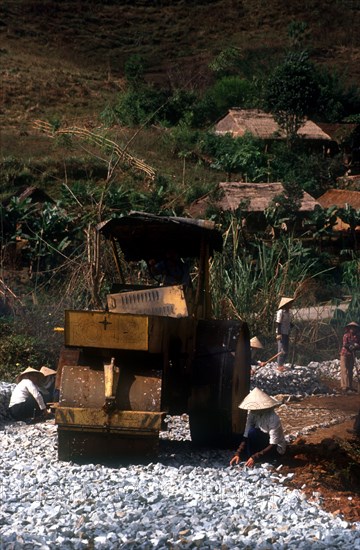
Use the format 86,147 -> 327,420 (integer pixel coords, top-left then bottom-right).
55,212 -> 251,461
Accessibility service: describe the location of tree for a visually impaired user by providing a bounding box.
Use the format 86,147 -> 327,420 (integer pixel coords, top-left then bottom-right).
287,21 -> 309,52
206,133 -> 267,181
264,51 -> 320,143
124,54 -> 145,90
264,180 -> 304,233
337,204 -> 360,250
194,75 -> 258,126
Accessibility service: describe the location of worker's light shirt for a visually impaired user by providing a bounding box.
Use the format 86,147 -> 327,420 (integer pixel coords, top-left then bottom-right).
9,379 -> 46,410
244,409 -> 287,454
275,308 -> 291,335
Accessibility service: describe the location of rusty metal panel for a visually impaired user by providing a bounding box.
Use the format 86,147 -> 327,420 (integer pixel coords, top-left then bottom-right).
55,347 -> 80,390
59,366 -> 105,408
64,310 -> 149,350
56,407 -> 163,432
60,365 -> 162,412
107,285 -> 188,318
117,369 -> 162,411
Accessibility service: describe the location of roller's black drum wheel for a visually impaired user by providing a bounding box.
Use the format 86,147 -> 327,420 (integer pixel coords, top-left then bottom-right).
188,319 -> 251,448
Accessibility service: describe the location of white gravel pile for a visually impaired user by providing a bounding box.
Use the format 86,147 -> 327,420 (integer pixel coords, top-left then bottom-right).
0,382 -> 14,423
250,359 -> 341,396
0,359 -> 359,550
1,418 -> 359,549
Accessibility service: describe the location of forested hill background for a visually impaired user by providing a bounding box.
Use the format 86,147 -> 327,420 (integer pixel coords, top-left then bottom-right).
1,0 -> 360,129
1,1 -> 360,370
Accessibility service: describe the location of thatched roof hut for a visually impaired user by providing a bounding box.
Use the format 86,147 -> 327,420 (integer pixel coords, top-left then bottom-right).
317,189 -> 360,210
214,109 -> 333,142
317,189 -> 360,232
188,182 -> 320,219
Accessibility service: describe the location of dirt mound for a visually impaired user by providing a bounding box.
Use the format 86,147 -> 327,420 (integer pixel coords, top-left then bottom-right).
279,395 -> 360,523
284,432 -> 360,523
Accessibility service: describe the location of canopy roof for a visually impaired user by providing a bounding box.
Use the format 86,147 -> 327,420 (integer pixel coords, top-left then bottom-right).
97,211 -> 223,261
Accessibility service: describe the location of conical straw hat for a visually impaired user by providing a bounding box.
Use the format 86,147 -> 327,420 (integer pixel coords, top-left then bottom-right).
16,367 -> 44,384
40,366 -> 57,377
278,296 -> 294,309
238,387 -> 280,410
250,336 -> 263,349
345,321 -> 360,329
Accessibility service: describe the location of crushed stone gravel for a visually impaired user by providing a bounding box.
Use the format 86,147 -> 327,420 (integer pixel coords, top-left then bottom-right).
0,360 -> 359,549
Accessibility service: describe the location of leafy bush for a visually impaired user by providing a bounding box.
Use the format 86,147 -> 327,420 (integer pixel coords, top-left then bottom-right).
193,75 -> 257,126
162,89 -> 198,126
166,119 -> 201,156
200,132 -> 267,181
0,157 -> 35,189
0,317 -> 55,383
268,142 -> 339,197
315,67 -> 360,122
102,86 -> 167,127
0,291 -> 68,382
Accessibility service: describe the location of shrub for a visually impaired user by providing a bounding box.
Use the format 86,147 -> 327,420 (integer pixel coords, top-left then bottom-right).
0,303 -> 65,383
0,323 -> 51,383
193,75 -> 257,126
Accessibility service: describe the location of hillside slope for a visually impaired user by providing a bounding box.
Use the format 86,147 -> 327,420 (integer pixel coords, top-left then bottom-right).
1,0 -> 360,131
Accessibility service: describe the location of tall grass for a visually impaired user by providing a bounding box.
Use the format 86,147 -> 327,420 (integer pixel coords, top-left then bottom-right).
210,216 -> 330,340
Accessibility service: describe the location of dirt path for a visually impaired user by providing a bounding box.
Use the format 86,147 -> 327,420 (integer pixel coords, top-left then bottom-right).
277,394 -> 360,523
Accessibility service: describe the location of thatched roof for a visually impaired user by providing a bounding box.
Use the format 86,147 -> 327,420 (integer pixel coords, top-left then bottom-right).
317,189 -> 360,232
214,109 -> 332,141
317,189 -> 360,209
316,122 -> 359,144
188,182 -> 320,218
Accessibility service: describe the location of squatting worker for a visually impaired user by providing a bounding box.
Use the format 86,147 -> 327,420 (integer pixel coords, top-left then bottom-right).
340,321 -> 360,393
275,296 -> 295,371
8,367 -> 48,421
230,387 -> 286,468
250,336 -> 263,362
39,366 -> 59,404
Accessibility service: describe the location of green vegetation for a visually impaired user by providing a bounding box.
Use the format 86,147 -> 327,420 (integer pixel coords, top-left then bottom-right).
1,17 -> 360,378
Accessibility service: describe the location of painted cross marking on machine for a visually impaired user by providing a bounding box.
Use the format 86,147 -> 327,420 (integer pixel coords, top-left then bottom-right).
99,317 -> 112,330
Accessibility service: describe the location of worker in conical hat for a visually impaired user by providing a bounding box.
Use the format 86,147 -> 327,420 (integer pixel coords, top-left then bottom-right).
15,366 -> 44,384
250,336 -> 263,350
275,296 -> 295,371
249,336 -> 264,373
230,387 -> 286,468
39,366 -> 59,404
9,367 -> 48,422
340,321 -> 360,393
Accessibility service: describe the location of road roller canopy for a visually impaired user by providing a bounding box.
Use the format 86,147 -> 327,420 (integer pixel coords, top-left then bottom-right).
97,211 -> 223,261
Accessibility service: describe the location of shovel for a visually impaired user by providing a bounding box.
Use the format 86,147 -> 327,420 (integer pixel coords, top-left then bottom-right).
257,351 -> 282,368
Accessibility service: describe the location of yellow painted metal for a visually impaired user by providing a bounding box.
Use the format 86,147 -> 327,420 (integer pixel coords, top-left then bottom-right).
55,407 -> 163,433
64,310 -> 149,350
107,285 -> 189,318
104,358 -> 120,399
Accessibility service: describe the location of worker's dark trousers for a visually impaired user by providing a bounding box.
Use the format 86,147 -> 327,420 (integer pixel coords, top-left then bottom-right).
241,428 -> 279,460
277,334 -> 289,366
9,396 -> 42,421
